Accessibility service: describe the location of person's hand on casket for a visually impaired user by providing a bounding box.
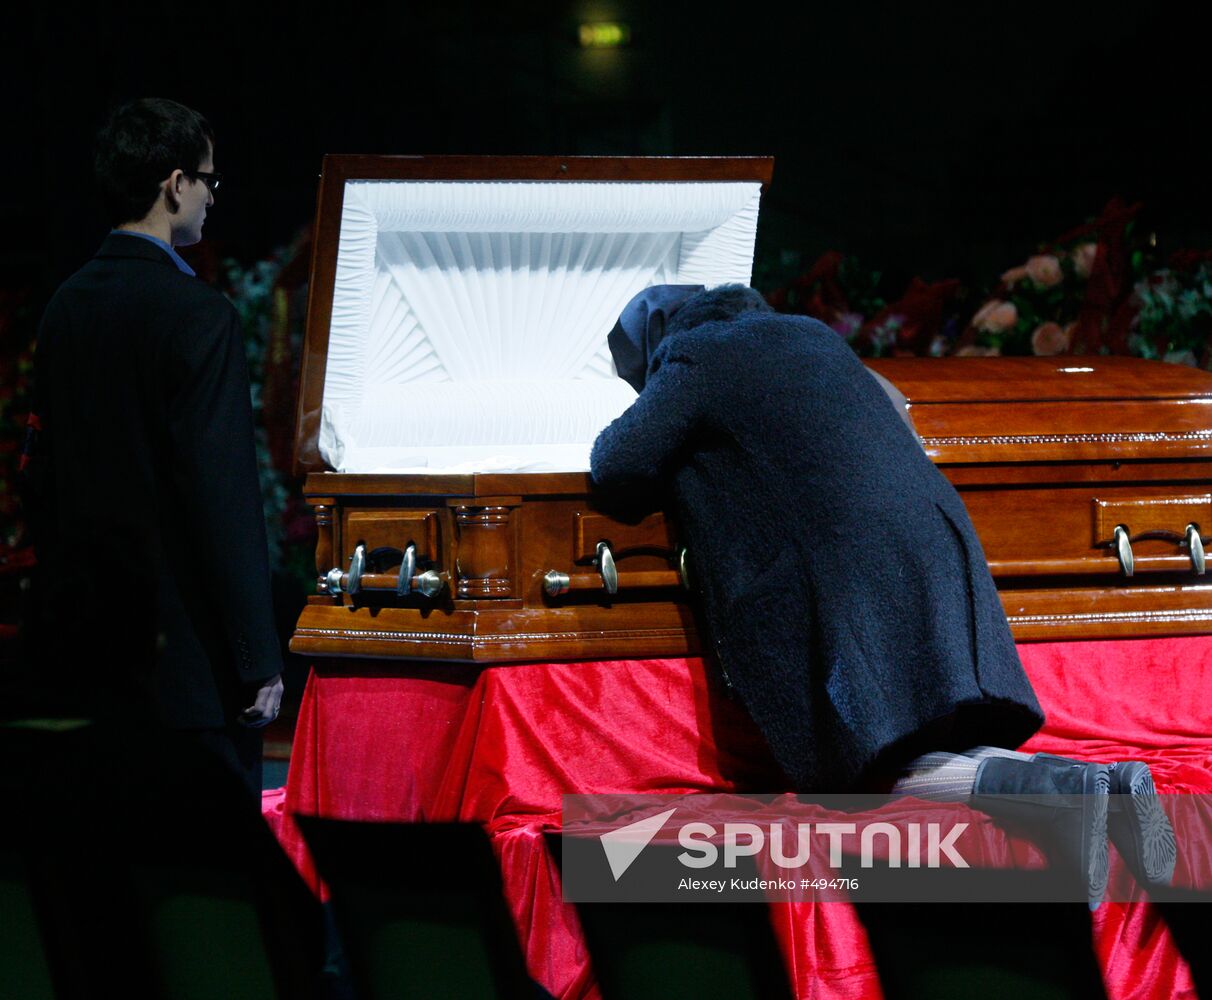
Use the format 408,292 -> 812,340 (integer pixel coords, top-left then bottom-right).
239,673 -> 284,727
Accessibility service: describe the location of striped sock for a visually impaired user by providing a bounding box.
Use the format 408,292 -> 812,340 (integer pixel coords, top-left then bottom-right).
890,746 -> 1033,801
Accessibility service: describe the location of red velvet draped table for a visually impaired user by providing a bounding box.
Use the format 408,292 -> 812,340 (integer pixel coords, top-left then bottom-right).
271,638 -> 1212,999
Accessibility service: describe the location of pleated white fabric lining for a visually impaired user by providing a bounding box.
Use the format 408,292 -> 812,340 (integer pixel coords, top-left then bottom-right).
321,179 -> 763,473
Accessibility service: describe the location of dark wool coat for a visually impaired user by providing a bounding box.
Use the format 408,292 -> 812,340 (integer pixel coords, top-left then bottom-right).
590,287 -> 1044,792
27,234 -> 282,728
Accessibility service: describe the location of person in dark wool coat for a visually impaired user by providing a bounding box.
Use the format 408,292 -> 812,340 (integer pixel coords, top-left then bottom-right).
590,283 -> 1176,909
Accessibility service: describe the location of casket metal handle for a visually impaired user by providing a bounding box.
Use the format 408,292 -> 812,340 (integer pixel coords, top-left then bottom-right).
324,543 -> 446,598
542,570 -> 571,596
396,543 -> 417,596
596,541 -> 618,595
1185,523 -> 1206,576
542,542 -> 692,597
1106,523 -> 1208,578
1113,525 -> 1134,577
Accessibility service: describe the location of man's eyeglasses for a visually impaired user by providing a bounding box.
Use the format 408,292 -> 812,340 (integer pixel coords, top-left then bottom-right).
186,170 -> 223,194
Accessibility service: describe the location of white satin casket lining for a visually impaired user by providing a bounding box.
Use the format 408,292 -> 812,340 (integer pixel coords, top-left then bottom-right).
320,180 -> 763,473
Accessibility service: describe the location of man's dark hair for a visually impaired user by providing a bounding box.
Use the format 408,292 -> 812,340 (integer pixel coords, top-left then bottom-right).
95,98 -> 214,226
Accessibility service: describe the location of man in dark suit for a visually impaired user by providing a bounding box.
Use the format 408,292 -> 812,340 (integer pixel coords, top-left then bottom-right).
24,98 -> 282,794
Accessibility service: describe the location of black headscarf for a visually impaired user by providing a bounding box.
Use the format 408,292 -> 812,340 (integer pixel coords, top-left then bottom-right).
607,284 -> 704,392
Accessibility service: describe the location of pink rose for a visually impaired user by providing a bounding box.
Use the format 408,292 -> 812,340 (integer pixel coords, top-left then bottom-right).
972,300 -> 1018,333
1071,242 -> 1098,279
1000,265 -> 1029,287
1030,321 -> 1073,356
1026,254 -> 1063,288
954,344 -> 1002,357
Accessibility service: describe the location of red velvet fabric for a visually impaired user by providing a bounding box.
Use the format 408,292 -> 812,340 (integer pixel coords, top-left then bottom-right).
275,637 -> 1212,999
260,785 -> 288,842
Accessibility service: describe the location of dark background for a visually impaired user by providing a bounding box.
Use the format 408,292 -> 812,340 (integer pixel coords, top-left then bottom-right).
4,1 -> 1210,296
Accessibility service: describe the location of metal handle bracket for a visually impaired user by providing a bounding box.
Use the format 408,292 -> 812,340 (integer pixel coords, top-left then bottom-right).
396,543 -> 417,596
596,541 -> 618,595
1113,525 -> 1134,578
1186,523 -> 1206,576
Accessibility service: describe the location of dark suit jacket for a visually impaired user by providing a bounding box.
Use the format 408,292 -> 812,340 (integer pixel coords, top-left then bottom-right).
27,233 -> 282,728
591,288 -> 1043,792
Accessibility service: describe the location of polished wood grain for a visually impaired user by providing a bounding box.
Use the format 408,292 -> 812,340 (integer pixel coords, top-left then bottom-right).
1002,580 -> 1212,640
560,570 -> 683,591
869,356 -> 1212,402
1092,495 -> 1210,544
942,460 -> 1212,488
323,154 -> 775,185
884,357 -> 1212,641
453,504 -> 517,599
312,501 -> 335,592
574,512 -> 675,560
959,484 -> 1212,578
292,600 -> 700,662
303,472 -> 594,498
873,357 -> 1212,463
344,510 -> 439,563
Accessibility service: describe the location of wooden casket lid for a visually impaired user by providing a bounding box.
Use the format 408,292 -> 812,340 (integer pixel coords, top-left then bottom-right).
294,155 -> 776,477
869,356 -> 1212,464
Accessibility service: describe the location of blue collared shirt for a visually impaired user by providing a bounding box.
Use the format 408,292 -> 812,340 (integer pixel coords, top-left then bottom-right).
111,229 -> 196,277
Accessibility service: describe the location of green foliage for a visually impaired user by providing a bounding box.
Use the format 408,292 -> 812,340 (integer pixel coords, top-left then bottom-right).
837,256 -> 888,320
220,242 -> 308,577
1132,263 -> 1212,364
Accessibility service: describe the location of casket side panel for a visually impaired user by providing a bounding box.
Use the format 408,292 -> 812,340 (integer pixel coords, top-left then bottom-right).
291,473 -> 699,662
294,358 -> 1212,660
869,357 -> 1212,642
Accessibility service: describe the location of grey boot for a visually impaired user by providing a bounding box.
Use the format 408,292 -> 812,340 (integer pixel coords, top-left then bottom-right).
1032,754 -> 1177,891
971,755 -> 1111,911
1108,761 -> 1177,889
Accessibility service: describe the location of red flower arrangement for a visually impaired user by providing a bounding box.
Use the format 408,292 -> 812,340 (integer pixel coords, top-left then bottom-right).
767,252 -> 963,357
956,197 -> 1148,357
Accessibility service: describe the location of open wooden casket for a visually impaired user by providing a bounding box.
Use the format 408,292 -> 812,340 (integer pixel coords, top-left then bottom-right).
291,155 -> 1212,663
291,155 -> 772,661
279,156 -> 1212,1000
